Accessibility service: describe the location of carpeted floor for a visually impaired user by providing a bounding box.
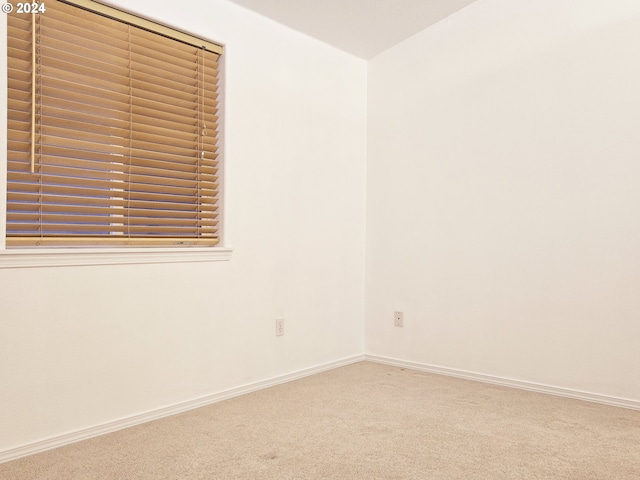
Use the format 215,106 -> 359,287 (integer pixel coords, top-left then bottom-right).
1,361 -> 639,479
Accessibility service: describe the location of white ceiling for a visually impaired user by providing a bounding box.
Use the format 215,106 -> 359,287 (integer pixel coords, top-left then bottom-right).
227,0 -> 480,59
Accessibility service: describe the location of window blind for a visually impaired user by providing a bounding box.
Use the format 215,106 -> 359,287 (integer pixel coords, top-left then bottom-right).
6,0 -> 222,247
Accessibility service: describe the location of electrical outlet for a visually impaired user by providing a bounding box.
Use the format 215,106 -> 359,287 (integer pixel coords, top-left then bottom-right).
276,317 -> 284,336
394,311 -> 404,327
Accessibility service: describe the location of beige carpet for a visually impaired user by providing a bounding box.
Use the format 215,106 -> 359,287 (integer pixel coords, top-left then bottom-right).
1,361 -> 639,479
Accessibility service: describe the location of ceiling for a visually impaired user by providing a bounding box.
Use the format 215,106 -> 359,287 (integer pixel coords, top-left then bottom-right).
227,0 -> 480,59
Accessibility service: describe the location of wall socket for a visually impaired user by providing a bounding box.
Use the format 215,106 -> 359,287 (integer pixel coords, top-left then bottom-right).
276,317 -> 284,336
394,311 -> 404,327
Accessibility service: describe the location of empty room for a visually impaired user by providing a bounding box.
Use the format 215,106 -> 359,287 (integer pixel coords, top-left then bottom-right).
0,0 -> 638,478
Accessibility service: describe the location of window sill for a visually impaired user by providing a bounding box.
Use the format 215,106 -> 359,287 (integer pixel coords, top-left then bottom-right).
0,246 -> 233,269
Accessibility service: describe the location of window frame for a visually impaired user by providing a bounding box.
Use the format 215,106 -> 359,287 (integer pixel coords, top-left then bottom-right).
1,0 -> 231,265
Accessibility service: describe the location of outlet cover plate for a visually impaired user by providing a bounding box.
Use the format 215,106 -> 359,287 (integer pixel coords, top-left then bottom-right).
276,317 -> 284,336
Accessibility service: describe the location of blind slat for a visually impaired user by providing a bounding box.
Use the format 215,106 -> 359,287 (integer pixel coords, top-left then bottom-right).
10,222 -> 216,235
8,191 -> 219,212
9,155 -> 218,179
8,183 -> 218,204
8,212 -> 218,228
8,203 -> 218,220
7,237 -> 220,247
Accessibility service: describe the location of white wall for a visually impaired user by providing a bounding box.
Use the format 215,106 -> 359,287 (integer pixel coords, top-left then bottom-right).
0,0 -> 367,452
366,0 -> 640,401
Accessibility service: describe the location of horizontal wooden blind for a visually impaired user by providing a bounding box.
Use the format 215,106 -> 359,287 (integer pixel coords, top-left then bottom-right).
6,0 -> 222,247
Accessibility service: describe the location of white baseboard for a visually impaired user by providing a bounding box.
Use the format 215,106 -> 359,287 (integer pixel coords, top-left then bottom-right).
5,353 -> 637,464
364,354 -> 640,411
0,354 -> 365,464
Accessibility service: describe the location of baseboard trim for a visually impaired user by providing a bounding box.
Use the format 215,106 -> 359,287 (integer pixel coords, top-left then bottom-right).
0,354 -> 365,464
6,353 -> 636,464
364,354 -> 640,411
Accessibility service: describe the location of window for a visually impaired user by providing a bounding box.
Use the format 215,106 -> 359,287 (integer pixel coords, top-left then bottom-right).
6,0 -> 223,248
